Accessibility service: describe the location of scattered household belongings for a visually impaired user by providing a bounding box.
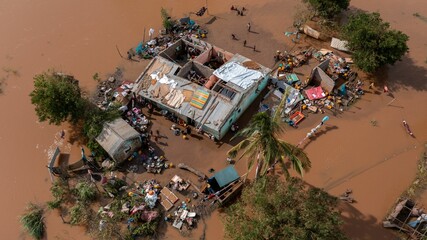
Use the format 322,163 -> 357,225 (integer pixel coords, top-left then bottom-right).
170,175 -> 190,191
144,155 -> 167,174
172,202 -> 197,230
289,111 -> 305,126
305,86 -> 326,100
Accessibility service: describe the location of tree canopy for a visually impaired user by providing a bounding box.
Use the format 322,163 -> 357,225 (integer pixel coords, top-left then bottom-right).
225,176 -> 348,240
30,71 -> 84,125
341,12 -> 409,73
304,0 -> 350,19
228,111 -> 310,178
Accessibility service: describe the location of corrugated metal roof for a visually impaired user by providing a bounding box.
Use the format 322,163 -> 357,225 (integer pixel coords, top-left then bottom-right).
213,166 -> 240,188
133,39 -> 270,138
330,38 -> 350,52
95,118 -> 140,156
136,56 -> 269,133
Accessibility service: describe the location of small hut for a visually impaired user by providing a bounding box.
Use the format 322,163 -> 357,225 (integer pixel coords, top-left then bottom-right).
96,118 -> 142,163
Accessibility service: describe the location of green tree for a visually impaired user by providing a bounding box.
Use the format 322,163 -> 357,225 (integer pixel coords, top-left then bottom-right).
30,71 -> 84,125
20,203 -> 45,240
225,176 -> 347,240
81,102 -> 120,156
304,0 -> 350,19
228,111 -> 310,178
342,12 -> 409,73
160,8 -> 174,32
81,102 -> 121,139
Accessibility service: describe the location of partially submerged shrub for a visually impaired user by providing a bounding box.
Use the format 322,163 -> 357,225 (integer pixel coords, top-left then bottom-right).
47,179 -> 69,209
69,202 -> 91,225
20,203 -> 45,240
74,181 -> 98,203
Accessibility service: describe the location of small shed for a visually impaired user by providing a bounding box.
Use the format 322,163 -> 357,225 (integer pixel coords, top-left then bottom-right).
208,166 -> 243,204
96,118 -> 142,163
208,165 -> 240,191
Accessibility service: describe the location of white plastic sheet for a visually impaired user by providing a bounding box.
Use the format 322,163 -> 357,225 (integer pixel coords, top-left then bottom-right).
213,62 -> 263,89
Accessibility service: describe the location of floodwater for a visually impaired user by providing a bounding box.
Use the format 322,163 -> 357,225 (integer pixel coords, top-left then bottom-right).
0,0 -> 426,239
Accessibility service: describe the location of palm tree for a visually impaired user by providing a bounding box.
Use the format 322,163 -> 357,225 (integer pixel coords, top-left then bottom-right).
228,87 -> 310,179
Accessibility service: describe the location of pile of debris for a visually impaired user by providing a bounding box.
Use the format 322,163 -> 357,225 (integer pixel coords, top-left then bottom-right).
264,47 -> 363,127
384,198 -> 427,239
170,202 -> 198,231
128,17 -> 208,61
123,107 -> 150,133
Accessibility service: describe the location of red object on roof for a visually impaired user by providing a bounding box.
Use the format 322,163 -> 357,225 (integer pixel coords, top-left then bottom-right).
305,86 -> 325,100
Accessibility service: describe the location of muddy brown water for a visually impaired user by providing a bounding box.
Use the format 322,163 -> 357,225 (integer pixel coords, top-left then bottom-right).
0,0 -> 426,239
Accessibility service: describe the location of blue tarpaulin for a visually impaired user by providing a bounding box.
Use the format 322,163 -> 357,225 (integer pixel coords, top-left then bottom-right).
339,84 -> 347,95
135,42 -> 144,55
212,166 -> 240,188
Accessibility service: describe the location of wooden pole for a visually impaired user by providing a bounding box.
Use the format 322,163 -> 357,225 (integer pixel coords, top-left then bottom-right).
387,98 -> 396,106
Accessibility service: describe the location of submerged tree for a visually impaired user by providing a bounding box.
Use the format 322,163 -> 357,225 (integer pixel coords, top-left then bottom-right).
304,0 -> 350,19
228,108 -> 310,178
30,71 -> 84,125
20,203 -> 45,240
160,8 -> 174,32
342,12 -> 409,73
225,176 -> 348,240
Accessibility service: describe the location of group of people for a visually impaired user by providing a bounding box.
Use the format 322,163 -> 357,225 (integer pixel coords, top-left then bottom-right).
230,5 -> 247,16
171,124 -> 192,140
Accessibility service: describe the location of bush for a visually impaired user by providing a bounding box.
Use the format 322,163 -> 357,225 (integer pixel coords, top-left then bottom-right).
74,181 -> 98,203
20,203 -> 45,240
161,8 -> 174,31
69,203 -> 91,225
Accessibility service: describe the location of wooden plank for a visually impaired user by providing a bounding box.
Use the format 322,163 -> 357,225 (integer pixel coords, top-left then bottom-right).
161,187 -> 179,203
160,194 -> 174,211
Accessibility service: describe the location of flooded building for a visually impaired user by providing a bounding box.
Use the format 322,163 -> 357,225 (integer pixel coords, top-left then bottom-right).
132,37 -> 270,140
95,118 -> 142,163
